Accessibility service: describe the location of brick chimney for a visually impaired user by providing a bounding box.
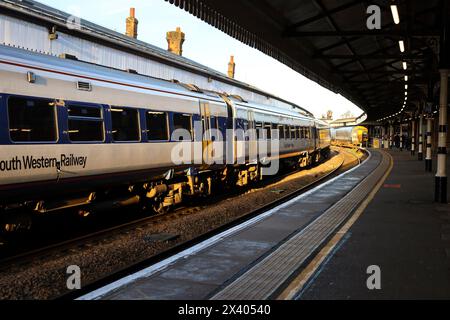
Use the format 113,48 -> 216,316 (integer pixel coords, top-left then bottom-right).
228,55 -> 236,78
166,27 -> 185,56
126,8 -> 138,39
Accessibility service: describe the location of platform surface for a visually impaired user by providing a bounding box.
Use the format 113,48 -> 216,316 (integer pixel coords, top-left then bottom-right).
82,149 -> 391,300
299,149 -> 450,299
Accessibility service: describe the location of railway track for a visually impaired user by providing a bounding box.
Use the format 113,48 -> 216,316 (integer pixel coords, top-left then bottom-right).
0,147 -> 364,299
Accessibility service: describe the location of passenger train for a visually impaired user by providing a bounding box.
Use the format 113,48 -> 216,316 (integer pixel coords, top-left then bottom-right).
0,45 -> 332,230
330,126 -> 368,147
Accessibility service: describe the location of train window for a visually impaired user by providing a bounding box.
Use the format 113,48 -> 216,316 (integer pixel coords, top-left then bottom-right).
68,105 -> 101,118
278,125 -> 285,139
111,107 -> 140,142
255,122 -> 262,139
305,127 -> 310,139
210,116 -> 219,141
264,123 -> 272,139
242,119 -> 249,131
146,111 -> 168,141
272,124 -> 279,139
295,126 -> 300,139
173,113 -> 193,141
284,125 -> 290,139
8,96 -> 57,142
68,120 -> 103,142
291,126 -> 297,139
210,116 -> 218,131
67,104 -> 104,142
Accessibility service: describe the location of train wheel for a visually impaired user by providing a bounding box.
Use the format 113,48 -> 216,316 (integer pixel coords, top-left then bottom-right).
315,152 -> 320,165
151,199 -> 170,215
1,212 -> 33,233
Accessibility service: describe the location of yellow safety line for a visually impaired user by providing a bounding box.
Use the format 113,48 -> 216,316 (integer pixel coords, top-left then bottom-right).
277,150 -> 394,300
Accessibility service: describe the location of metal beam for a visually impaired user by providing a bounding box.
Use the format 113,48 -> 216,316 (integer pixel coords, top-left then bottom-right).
314,36 -> 361,54
311,0 -> 371,83
284,0 -> 363,31
315,54 -> 419,59
333,70 -> 415,75
284,30 -> 439,37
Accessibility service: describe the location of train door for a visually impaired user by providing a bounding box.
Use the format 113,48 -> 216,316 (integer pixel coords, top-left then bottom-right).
218,94 -> 237,165
200,101 -> 213,165
247,110 -> 258,164
235,107 -> 248,164
314,123 -> 319,150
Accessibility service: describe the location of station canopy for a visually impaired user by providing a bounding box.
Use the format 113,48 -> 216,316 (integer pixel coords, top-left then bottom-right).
167,0 -> 442,121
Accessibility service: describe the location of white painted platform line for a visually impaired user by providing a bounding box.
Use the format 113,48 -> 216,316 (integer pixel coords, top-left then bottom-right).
77,151 -> 370,300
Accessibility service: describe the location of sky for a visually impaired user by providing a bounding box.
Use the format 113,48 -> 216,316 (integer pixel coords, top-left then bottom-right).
38,0 -> 363,119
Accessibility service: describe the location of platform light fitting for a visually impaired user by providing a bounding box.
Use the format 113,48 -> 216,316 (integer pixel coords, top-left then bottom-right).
403,62 -> 407,70
390,5 -> 400,24
399,40 -> 405,53
405,84 -> 408,89
404,75 -> 408,81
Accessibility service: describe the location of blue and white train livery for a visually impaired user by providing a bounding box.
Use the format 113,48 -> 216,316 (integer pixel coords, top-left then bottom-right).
0,45 -> 331,229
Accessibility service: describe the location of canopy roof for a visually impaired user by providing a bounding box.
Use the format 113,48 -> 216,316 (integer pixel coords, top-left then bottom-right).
167,0 -> 443,121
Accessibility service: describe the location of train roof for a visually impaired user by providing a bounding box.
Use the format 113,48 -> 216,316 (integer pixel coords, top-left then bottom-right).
0,0 -> 314,118
0,44 -> 317,121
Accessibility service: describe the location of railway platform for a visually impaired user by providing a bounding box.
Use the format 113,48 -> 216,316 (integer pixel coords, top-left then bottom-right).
79,148 -> 396,300
300,149 -> 450,299
77,148 -> 450,300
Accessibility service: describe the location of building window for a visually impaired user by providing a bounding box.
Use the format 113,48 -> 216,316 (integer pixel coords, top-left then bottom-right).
67,104 -> 104,142
146,111 -> 168,141
111,107 -> 140,142
172,113 -> 192,141
8,96 -> 57,142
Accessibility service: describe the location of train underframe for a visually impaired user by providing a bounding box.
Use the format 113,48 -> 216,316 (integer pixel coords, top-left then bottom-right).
0,147 -> 330,233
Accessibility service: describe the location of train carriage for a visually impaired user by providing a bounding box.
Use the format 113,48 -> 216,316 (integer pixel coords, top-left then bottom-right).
330,126 -> 368,147
0,44 -> 331,229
